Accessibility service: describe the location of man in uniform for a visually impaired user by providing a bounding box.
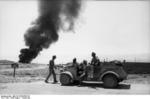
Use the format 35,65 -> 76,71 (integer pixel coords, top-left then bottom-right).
72,58 -> 78,67
91,52 -> 100,66
77,60 -> 88,86
90,52 -> 100,78
45,55 -> 58,83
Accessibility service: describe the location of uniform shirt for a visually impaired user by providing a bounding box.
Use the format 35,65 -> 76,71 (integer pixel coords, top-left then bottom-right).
77,64 -> 85,76
49,60 -> 55,69
91,56 -> 100,66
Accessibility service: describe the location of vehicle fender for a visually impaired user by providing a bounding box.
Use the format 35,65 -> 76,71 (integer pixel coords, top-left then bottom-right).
61,71 -> 74,79
100,71 -> 119,80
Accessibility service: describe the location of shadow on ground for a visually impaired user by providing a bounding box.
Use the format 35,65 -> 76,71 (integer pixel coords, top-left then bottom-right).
62,82 -> 131,90
80,82 -> 131,90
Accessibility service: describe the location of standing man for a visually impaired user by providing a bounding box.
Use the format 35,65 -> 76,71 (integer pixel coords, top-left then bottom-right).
90,52 -> 100,78
91,52 -> 100,66
45,55 -> 58,83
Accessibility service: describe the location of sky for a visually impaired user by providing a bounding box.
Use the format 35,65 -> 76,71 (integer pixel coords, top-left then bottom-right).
0,0 -> 150,64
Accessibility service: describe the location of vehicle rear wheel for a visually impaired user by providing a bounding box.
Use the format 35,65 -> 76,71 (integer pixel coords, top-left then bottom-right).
103,74 -> 118,88
60,73 -> 72,85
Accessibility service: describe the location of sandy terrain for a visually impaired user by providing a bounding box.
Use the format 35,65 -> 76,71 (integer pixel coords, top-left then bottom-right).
0,63 -> 150,94
0,74 -> 150,94
0,81 -> 150,94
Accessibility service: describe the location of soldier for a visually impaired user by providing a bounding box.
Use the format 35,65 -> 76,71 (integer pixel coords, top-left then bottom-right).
91,52 -> 100,66
77,60 -> 87,86
72,58 -> 78,67
45,55 -> 58,83
90,52 -> 100,78
83,60 -> 87,69
77,63 -> 84,77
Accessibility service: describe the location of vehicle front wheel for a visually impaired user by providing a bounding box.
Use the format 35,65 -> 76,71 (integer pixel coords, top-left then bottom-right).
60,73 -> 72,85
102,74 -> 118,88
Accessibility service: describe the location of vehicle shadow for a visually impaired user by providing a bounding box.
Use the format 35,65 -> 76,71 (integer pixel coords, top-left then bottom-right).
79,82 -> 131,90
70,82 -> 131,89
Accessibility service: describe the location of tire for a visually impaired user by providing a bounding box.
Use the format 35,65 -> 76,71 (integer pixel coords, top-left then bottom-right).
102,74 -> 118,88
60,73 -> 72,85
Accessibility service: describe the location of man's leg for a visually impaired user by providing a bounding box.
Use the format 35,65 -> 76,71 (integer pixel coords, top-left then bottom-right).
45,70 -> 52,83
52,70 -> 57,83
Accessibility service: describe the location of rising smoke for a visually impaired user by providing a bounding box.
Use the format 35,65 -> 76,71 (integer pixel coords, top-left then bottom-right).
19,0 -> 82,63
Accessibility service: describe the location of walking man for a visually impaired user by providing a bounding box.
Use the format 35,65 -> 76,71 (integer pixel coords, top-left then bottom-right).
45,55 -> 58,83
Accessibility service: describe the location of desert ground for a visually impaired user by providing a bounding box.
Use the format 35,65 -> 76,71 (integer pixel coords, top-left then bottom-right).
0,62 -> 150,94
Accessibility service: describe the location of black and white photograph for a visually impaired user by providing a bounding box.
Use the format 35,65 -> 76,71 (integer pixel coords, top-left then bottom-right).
0,0 -> 150,95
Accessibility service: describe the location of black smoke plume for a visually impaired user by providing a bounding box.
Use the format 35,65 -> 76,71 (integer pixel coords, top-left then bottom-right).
19,0 -> 82,63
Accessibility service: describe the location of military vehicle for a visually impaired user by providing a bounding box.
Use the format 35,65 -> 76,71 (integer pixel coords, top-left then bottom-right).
59,60 -> 127,88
